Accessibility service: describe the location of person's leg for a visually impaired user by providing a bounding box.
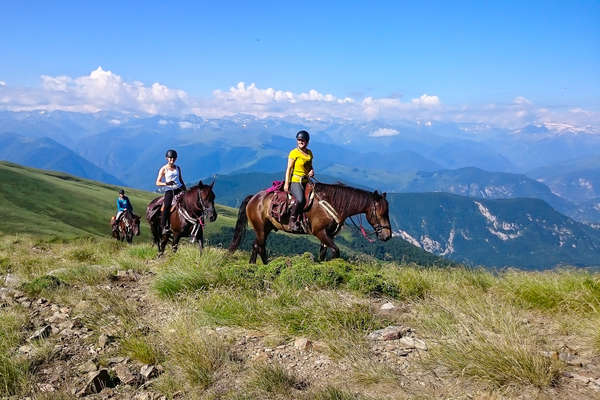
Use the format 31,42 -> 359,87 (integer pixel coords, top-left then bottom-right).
289,182 -> 305,231
161,190 -> 174,232
113,211 -> 123,232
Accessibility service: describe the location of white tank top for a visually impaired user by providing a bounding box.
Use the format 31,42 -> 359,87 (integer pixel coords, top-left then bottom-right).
164,166 -> 182,189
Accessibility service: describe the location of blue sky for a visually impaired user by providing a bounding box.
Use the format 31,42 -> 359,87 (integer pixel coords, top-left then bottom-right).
0,1 -> 598,127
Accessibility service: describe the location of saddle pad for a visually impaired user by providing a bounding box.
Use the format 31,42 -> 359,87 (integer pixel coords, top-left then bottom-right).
270,191 -> 290,222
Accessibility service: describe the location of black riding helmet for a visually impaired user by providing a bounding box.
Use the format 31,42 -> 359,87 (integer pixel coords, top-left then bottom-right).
118,189 -> 125,195
165,149 -> 178,158
296,130 -> 310,142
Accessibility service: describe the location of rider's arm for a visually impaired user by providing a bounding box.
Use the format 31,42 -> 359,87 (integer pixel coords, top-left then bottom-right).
177,166 -> 187,190
284,157 -> 295,192
155,166 -> 166,186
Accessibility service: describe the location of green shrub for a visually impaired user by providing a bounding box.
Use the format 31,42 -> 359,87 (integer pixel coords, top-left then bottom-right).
347,273 -> 400,298
21,275 -> 64,296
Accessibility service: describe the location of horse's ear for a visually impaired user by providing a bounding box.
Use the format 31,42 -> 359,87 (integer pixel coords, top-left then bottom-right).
373,190 -> 379,196
383,192 -> 387,198
198,180 -> 203,186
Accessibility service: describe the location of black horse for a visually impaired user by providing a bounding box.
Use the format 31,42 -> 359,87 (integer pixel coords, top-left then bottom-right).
146,181 -> 217,255
112,210 -> 141,244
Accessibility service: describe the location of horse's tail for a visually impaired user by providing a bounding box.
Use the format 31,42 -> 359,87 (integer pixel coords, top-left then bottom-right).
228,194 -> 253,253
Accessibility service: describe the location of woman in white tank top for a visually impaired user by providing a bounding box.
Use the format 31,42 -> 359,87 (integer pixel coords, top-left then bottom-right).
155,149 -> 187,233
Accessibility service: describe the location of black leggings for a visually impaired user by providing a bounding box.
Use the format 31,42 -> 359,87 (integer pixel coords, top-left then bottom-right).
161,188 -> 183,227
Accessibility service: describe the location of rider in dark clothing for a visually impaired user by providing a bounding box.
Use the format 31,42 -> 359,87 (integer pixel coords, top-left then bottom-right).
155,149 -> 186,234
112,189 -> 133,232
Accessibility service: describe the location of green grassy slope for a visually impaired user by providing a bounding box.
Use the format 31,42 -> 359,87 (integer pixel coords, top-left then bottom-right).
0,162 -> 450,266
0,161 -> 156,239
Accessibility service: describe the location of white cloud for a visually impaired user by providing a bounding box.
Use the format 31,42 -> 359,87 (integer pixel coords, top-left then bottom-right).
8,66 -> 189,114
411,94 -> 440,107
109,119 -> 121,125
513,96 -> 532,105
370,128 -> 399,137
178,121 -> 193,129
0,69 -> 597,132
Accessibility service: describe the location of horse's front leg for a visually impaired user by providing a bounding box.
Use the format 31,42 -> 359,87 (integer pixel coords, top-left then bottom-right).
194,226 -> 204,250
158,232 -> 169,255
171,232 -> 182,253
314,229 -> 339,261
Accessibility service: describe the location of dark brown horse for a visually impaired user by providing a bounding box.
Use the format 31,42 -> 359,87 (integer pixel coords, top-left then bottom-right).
228,182 -> 392,264
146,181 -> 217,255
111,210 -> 141,244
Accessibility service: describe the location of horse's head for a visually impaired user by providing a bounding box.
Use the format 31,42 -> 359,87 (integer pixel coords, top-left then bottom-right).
197,180 -> 217,222
366,191 -> 392,241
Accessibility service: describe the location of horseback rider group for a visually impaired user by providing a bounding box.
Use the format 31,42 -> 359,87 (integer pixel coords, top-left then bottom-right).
116,131 -> 313,237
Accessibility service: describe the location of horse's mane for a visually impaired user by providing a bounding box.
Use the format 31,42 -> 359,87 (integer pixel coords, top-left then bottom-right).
315,182 -> 375,214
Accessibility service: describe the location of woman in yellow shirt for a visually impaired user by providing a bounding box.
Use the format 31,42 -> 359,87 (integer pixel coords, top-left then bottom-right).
284,130 -> 314,231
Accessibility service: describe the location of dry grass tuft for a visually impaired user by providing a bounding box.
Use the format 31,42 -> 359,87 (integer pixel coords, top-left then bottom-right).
417,294 -> 563,388
249,362 -> 306,394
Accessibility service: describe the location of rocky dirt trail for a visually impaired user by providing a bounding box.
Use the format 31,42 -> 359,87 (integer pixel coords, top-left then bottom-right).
2,267 -> 600,399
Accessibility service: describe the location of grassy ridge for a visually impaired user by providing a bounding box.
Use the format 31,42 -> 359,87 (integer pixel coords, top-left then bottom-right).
0,161 -> 155,239
0,161 -> 450,266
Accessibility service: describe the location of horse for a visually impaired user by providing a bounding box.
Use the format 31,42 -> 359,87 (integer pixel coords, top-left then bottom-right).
228,182 -> 392,264
111,210 -> 141,243
145,181 -> 217,255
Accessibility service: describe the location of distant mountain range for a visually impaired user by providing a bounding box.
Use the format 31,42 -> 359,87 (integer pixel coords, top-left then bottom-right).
528,156 -> 600,203
387,193 -> 600,269
1,110 -> 599,225
0,132 -> 123,186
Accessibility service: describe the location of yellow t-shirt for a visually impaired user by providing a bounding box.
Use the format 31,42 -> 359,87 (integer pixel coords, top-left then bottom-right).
289,148 -> 313,183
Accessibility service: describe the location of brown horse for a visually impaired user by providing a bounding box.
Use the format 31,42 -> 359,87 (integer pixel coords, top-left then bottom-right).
111,210 -> 141,243
146,181 -> 217,255
228,182 -> 392,264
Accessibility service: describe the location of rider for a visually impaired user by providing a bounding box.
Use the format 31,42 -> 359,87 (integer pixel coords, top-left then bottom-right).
284,130 -> 314,232
156,149 -> 187,234
112,189 -> 133,233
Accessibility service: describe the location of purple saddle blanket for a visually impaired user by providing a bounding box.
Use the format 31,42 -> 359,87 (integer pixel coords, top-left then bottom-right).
265,180 -> 284,193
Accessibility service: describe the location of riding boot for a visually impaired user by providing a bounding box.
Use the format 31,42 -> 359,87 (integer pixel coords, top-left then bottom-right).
288,204 -> 303,233
160,211 -> 170,235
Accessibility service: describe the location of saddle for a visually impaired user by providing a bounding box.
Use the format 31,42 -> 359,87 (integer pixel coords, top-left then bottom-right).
268,182 -> 315,224
146,192 -> 185,221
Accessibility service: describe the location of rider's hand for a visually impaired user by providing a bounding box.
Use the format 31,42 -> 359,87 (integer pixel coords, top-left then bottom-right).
308,170 -> 314,178
284,183 -> 289,192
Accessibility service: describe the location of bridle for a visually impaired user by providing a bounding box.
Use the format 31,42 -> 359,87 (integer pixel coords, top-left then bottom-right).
196,187 -> 215,222
347,198 -> 392,242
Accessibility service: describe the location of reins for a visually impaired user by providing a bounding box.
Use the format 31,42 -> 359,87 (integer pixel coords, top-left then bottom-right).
311,177 -> 386,243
